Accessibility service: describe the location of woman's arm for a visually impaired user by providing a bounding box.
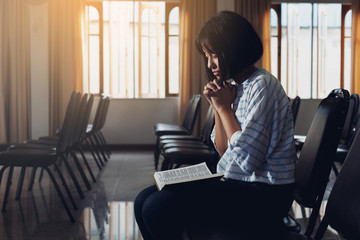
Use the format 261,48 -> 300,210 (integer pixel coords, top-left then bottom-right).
217,106 -> 241,143
203,81 -> 240,156
213,111 -> 228,156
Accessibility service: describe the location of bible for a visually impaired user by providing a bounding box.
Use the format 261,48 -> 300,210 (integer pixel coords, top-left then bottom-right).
154,162 -> 223,190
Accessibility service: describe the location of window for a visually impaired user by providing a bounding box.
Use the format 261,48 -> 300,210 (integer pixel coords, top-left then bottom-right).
271,3 -> 352,99
270,6 -> 281,80
342,7 -> 352,91
84,1 -> 180,98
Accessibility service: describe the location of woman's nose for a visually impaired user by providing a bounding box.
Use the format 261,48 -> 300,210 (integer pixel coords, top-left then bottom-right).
207,57 -> 215,69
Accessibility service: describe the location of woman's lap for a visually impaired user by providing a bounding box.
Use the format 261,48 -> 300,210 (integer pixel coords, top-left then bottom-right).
134,179 -> 294,240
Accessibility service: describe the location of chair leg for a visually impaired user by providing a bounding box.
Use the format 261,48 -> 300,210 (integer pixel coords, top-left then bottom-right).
84,138 -> 102,170
70,151 -> 92,190
43,167 -> 75,222
154,137 -> 160,170
61,155 -> 85,199
305,191 -> 325,237
92,134 -> 108,163
0,166 -> 9,185
160,157 -> 171,171
331,162 -> 339,176
2,166 -> 14,212
38,168 -> 45,183
77,146 -> 96,183
154,147 -> 161,170
314,218 -> 329,240
28,167 -> 37,191
98,131 -> 111,157
87,137 -> 105,166
15,167 -> 26,200
53,163 -> 78,210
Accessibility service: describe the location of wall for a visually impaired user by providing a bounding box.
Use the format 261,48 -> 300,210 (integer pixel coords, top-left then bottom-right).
98,98 -> 178,145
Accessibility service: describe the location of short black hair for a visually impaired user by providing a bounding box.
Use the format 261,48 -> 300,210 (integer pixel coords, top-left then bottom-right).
195,11 -> 263,82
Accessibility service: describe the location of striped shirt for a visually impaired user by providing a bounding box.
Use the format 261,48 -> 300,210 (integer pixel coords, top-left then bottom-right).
212,69 -> 297,185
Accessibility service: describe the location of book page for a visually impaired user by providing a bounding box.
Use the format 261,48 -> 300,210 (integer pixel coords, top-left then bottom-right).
154,162 -> 221,190
156,162 -> 211,183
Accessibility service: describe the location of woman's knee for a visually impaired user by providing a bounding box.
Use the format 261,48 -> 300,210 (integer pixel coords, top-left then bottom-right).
134,185 -> 157,218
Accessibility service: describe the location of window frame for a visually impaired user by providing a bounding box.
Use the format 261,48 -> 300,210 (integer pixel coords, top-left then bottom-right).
271,4 -> 282,82
85,0 -> 180,99
271,3 -> 352,98
340,5 -> 351,89
165,3 -> 180,97
86,2 -> 104,96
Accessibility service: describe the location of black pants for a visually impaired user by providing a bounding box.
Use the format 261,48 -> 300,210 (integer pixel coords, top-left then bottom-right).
134,179 -> 294,240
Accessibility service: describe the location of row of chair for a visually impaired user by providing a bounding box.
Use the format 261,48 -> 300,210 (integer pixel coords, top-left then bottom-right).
153,95 -> 221,173
0,91 -> 111,222
154,94 -> 202,170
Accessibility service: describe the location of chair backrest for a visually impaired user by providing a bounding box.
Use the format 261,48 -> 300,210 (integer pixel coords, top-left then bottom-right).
79,94 -> 94,141
91,96 -> 105,133
293,89 -> 349,236
57,92 -> 82,153
200,106 -> 215,145
340,93 -> 359,147
314,129 -> 360,240
71,93 -> 89,145
294,89 -> 349,208
97,96 -> 110,130
291,96 -> 301,125
182,94 -> 201,134
181,95 -> 196,127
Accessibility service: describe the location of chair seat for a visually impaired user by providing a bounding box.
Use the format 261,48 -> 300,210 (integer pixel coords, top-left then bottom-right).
0,149 -> 57,167
159,135 -> 200,141
8,143 -> 56,151
38,135 -> 58,141
164,147 -> 217,159
154,123 -> 189,136
335,145 -> 349,163
294,135 -> 306,151
162,142 -> 210,152
162,147 -> 219,171
25,138 -> 57,146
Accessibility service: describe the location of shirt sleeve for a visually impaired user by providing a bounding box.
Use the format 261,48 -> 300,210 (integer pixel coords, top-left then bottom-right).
227,79 -> 272,173
228,121 -> 270,173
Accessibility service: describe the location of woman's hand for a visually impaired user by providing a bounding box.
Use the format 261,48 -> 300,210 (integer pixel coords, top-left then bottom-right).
203,80 -> 221,107
203,80 -> 236,113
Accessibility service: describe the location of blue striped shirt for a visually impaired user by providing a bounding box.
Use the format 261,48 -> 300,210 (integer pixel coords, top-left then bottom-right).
212,69 -> 297,185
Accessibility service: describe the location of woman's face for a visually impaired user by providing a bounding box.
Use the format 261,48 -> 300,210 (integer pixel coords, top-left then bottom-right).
204,51 -> 221,81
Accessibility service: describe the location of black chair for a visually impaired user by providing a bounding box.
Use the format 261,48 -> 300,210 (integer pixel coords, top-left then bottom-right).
284,119 -> 360,240
12,93 -> 94,199
290,89 -> 349,237
332,93 -> 359,175
294,93 -> 358,154
184,89 -> 349,239
155,106 -> 215,163
0,92 -> 84,222
291,96 -> 301,125
84,96 -> 111,168
154,94 -> 201,169
312,129 -> 360,240
159,106 -> 216,171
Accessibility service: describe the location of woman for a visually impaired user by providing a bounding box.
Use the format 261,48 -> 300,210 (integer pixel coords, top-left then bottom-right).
134,11 -> 297,240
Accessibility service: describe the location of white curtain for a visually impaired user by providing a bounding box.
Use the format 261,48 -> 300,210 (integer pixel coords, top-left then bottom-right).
0,0 -> 31,144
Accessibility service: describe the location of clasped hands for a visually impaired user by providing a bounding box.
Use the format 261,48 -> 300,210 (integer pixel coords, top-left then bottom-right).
203,80 -> 237,114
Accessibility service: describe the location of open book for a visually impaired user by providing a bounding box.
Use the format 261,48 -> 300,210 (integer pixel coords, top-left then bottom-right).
154,162 -> 223,190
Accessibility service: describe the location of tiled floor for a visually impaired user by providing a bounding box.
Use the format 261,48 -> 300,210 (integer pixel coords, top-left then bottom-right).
0,149 -> 344,239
